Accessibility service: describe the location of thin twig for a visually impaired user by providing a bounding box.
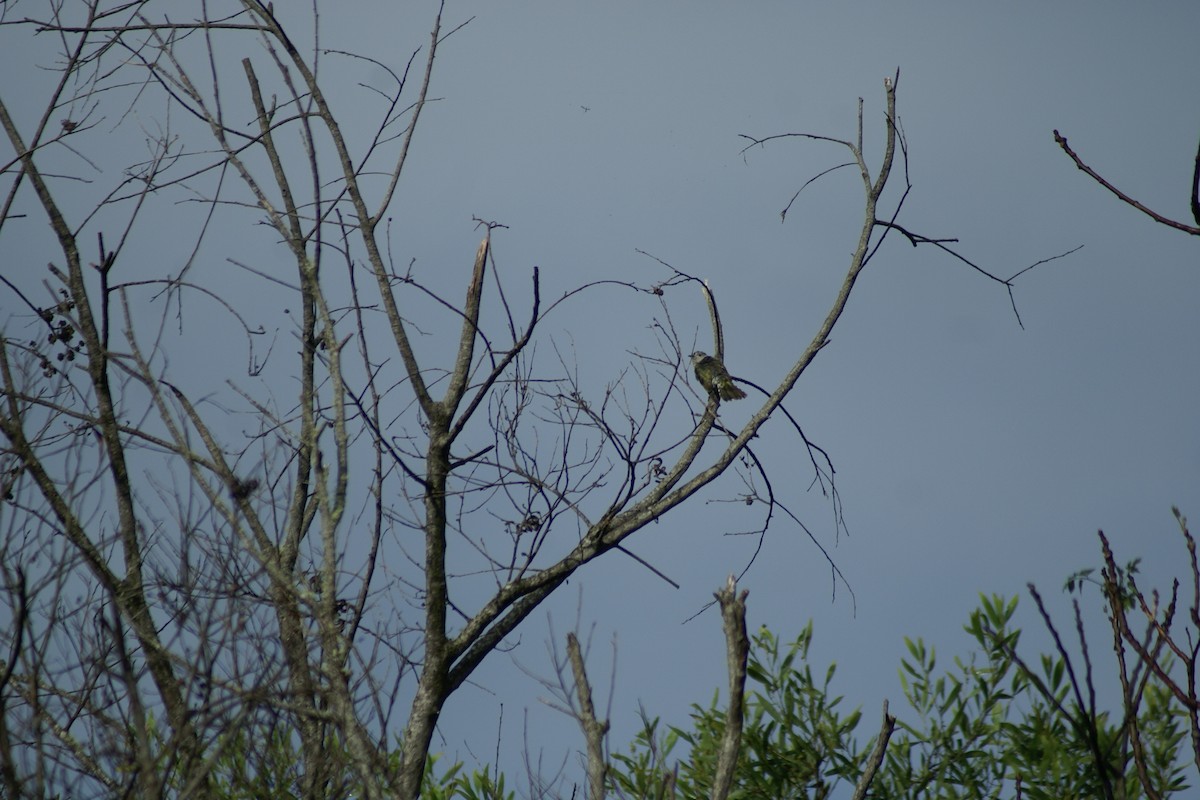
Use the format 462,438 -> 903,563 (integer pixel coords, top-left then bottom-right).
1054,129 -> 1200,235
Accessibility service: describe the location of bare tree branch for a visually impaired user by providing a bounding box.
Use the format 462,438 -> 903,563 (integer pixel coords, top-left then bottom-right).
1054,128 -> 1200,236
566,632 -> 609,800
851,700 -> 896,800
711,575 -> 749,800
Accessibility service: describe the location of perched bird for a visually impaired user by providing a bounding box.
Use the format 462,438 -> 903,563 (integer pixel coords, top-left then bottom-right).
690,351 -> 746,401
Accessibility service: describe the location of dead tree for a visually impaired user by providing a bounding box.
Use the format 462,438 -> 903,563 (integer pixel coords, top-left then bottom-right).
0,3 -> 1017,797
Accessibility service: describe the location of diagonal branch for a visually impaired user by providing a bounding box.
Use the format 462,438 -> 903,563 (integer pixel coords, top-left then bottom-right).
1054,129 -> 1200,236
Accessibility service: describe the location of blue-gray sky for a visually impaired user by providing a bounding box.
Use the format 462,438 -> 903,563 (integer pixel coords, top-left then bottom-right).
374,0 -> 1200,777
4,0 -> 1199,790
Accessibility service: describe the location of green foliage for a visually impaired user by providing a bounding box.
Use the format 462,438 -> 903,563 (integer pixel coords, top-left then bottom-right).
136,713 -> 307,799
1137,675 -> 1190,797
146,716 -> 513,800
205,723 -> 307,800
1063,557 -> 1141,610
431,761 -> 514,800
160,594 -> 1190,800
611,623 -> 864,800
608,593 -> 1192,800
735,623 -> 863,799
875,595 -> 1020,799
609,711 -> 687,800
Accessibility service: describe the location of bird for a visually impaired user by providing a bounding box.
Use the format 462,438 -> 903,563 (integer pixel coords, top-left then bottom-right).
690,351 -> 746,401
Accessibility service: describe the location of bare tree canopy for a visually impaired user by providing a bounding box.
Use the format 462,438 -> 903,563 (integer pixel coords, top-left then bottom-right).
0,3 -> 1052,798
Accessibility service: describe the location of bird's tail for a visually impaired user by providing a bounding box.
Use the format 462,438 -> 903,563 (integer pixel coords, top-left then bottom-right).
720,383 -> 747,400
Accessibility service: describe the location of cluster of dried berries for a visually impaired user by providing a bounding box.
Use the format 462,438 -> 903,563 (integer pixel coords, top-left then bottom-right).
34,290 -> 81,376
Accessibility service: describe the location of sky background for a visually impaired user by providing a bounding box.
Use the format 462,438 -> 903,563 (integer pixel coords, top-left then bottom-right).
384,0 -> 1200,782
4,0 -> 1200,792
372,0 -> 1200,781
